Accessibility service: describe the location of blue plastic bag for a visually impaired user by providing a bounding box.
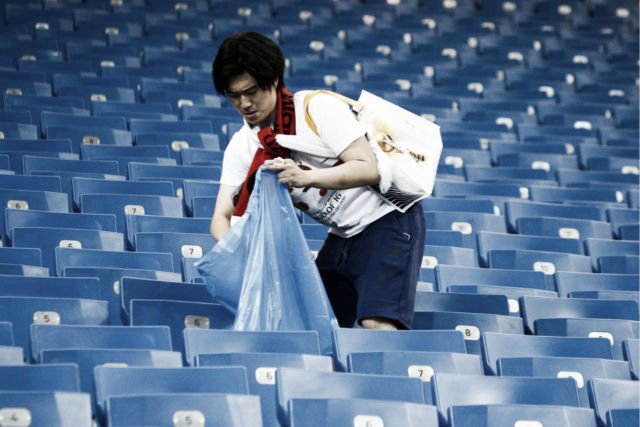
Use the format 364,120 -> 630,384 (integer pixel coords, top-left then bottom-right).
196,168 -> 338,355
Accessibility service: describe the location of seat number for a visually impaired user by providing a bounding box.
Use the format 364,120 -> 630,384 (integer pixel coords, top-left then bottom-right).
255,367 -> 277,385
407,365 -> 434,382
353,415 -> 384,427
33,311 -> 61,325
0,408 -> 31,427
172,410 -> 205,427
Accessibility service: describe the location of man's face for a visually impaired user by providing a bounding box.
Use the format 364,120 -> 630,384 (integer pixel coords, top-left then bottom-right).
226,72 -> 278,128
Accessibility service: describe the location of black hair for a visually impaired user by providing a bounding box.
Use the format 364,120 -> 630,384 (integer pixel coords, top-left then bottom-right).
212,31 -> 285,95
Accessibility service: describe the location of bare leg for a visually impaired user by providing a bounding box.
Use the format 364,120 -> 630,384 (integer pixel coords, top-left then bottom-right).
361,317 -> 398,330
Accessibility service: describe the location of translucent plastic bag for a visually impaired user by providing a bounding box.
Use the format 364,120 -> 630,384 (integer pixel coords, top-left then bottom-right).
196,168 -> 338,355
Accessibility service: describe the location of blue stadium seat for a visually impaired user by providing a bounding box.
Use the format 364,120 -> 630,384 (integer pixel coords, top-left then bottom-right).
619,224 -> 640,241
497,152 -> 580,171
41,111 -> 127,136
534,318 -> 639,361
180,148 -> 224,166
129,119 -> 213,138
4,209 -> 117,245
433,180 -> 527,200
481,332 -> 614,375
198,352 -> 333,427
529,185 -> 626,205
107,394 -> 263,427
120,276 -> 215,319
0,263 -> 48,277
556,169 -> 638,187
555,272 -> 640,297
347,351 -> 482,403
92,101 -> 172,118
0,296 -> 108,359
465,165 -> 555,186
191,195 -> 217,218
516,217 -> 613,240
128,162 -> 221,183
0,247 -> 42,266
0,188 -> 69,216
414,292 -> 510,315
577,145 -> 638,169
0,364 -> 80,393
432,373 -> 581,424
588,378 -> 640,427
599,255 -> 640,274
80,142 -> 169,164
125,213 -> 210,247
607,409 -> 640,427
183,329 -> 321,366
498,356 -> 633,406
585,238 -> 640,272
72,176 -> 175,211
425,210 -> 507,247
30,323 -> 172,362
133,231 -> 214,276
622,338 -> 639,379
55,247 -> 174,277
41,348 -> 182,417
435,265 -> 552,292
289,398 -> 439,427
333,329 -> 467,372
129,299 -> 234,360
421,197 -> 498,215
447,284 -> 558,316
477,231 -> 583,267
420,245 -> 477,283
488,249 -> 593,277
0,345 -> 23,364
0,122 -> 38,139
136,132 -> 221,162
47,125 -> 133,152
0,174 -> 62,193
22,155 -> 120,176
277,368 -> 426,426
0,274 -> 99,301
521,295 -> 638,335
447,405 -> 598,427
12,227 -> 125,274
79,193 -> 184,232
0,391 -> 92,427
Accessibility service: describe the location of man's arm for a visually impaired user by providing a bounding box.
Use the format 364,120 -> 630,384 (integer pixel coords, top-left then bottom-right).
264,135 -> 379,189
210,184 -> 237,241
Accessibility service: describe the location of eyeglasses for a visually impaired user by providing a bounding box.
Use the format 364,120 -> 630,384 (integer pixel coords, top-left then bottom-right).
225,85 -> 260,101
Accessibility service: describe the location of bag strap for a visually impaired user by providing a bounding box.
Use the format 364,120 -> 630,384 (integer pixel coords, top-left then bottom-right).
303,90 -> 359,136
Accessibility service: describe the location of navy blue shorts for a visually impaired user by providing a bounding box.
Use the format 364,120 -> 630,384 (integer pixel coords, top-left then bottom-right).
315,202 -> 425,329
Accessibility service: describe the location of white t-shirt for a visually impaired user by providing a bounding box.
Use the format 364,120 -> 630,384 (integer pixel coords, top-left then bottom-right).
220,90 -> 394,238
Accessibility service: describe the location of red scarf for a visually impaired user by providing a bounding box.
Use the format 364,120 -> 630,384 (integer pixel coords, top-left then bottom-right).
233,87 -> 296,216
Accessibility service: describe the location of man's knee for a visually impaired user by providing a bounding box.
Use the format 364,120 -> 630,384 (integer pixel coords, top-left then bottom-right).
360,317 -> 398,330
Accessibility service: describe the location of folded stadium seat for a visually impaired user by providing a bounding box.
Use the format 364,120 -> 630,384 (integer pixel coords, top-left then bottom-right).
0,155 -> 10,172
448,284 -> 557,316
277,368 -> 426,425
577,145 -> 639,169
143,91 -> 223,114
4,92 -> 86,121
0,344 -> 22,364
58,84 -> 136,105
2,173 -> 64,196
51,74 -> 134,95
421,197 -> 498,215
0,264 -> 48,277
476,230 -> 583,268
180,147 -> 224,166
627,189 -> 639,209
18,59 -> 97,81
433,180 -> 528,202
425,210 -> 507,248
420,245 -> 477,284
42,348 -> 182,416
497,355 -> 632,407
136,132 -> 221,162
55,247 -> 174,277
622,338 -> 639,380
107,393 -> 262,427
584,238 -> 640,272
125,214 -> 210,249
0,151 -> 78,176
556,169 -> 638,187
133,231 -> 213,276
72,177 -> 175,212
129,118 -> 213,139
464,165 -> 555,186
435,264 -> 552,293
414,292 -> 510,316
505,200 -> 605,233
517,125 -> 600,145
619,224 -> 640,240
480,332 -> 615,375
450,404 -> 598,427
22,155 -> 120,177
0,321 -> 12,346
79,192 -> 184,233
607,409 -> 640,427
555,271 -> 640,298
12,227 -> 125,274
0,138 -> 73,162
92,100 -> 173,117
0,247 -> 42,267
80,144 -> 171,165
199,352 -> 333,427
129,299 -> 234,360
120,277 -> 215,320
530,185 -> 628,206
0,122 -> 37,139
440,148 -> 492,171
94,365 -> 250,422
432,373 -> 581,425
0,78 -> 51,96
186,196 -> 215,219
332,329 -> 467,372
599,128 -> 639,147
413,309 -> 524,354
535,317 -> 639,361
588,378 -> 640,427
598,255 -> 640,274
521,295 -> 639,334
0,391 -> 92,427
0,275 -> 100,301
515,217 -> 614,241
47,126 -> 134,153
496,152 -> 580,172
181,180 -> 220,214
569,290 -> 639,302
0,364 -> 80,394
127,162 -> 220,195
0,296 -> 108,360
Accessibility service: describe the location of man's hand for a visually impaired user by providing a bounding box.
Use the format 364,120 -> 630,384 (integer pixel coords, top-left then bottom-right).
264,157 -> 312,188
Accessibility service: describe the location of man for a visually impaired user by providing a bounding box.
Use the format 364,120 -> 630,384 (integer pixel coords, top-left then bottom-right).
210,31 -> 425,330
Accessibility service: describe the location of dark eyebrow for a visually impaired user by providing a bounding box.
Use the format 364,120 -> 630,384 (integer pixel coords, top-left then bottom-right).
225,84 -> 258,97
